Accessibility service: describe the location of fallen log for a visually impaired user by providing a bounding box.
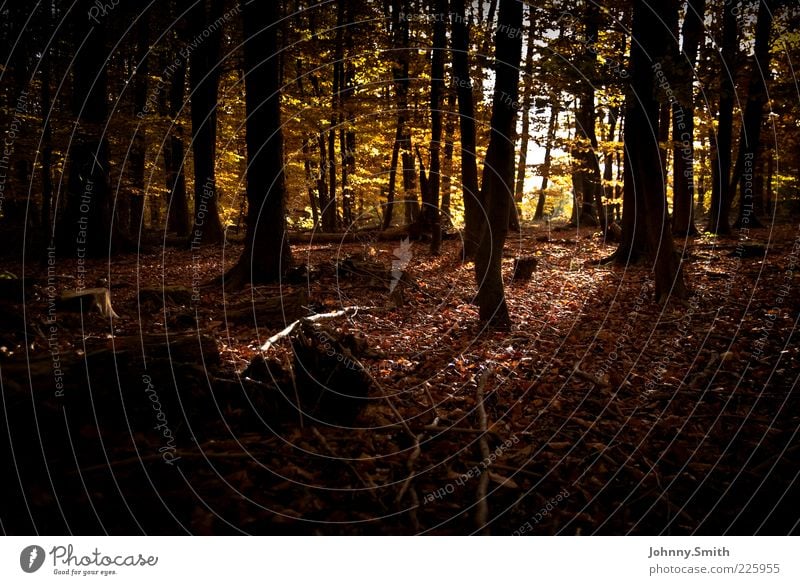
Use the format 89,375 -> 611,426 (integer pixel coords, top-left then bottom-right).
225,289 -> 309,326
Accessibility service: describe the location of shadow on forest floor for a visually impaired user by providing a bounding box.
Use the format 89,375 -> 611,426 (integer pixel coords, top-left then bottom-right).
1,223 -> 799,534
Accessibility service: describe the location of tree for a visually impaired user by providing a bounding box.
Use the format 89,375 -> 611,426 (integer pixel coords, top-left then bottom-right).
451,0 -> 481,259
474,0 -> 523,327
615,0 -> 688,302
189,0 -> 225,245
511,4 -> 536,231
672,0 -> 705,238
226,0 -> 291,286
56,1 -> 114,257
706,1 -> 739,234
733,0 -> 775,229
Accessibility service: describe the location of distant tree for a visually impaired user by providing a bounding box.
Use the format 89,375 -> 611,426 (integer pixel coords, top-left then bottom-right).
226,0 -> 291,286
474,0 -> 523,327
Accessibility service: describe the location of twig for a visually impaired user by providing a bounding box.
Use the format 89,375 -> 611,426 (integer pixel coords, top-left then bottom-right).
396,433 -> 423,504
475,367 -> 492,535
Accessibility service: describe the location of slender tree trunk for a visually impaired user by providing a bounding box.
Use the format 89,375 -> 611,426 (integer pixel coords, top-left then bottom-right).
707,2 -> 738,234
733,0 -> 774,229
474,0 -> 523,328
189,0 -> 225,245
40,41 -> 53,232
384,0 -> 411,230
128,16 -> 150,238
164,45 -> 190,236
441,88 -> 455,225
535,102 -> 559,220
427,0 -> 447,254
511,4 -> 536,231
451,0 -> 481,259
227,0 -> 291,286
303,138 -> 319,226
672,0 -> 705,238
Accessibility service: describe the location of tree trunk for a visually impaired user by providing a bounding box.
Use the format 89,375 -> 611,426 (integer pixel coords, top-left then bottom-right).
56,1 -> 113,258
428,0 -> 447,254
706,2 -> 738,234
164,39 -> 190,236
535,102 -> 559,220
474,0 -> 523,328
733,0 -> 774,229
128,15 -> 150,238
226,0 -> 292,286
451,0 -> 481,259
441,88 -> 455,225
672,0 -> 705,239
189,0 -> 225,245
383,0 -> 411,230
511,4 -> 536,231
618,0 -> 688,302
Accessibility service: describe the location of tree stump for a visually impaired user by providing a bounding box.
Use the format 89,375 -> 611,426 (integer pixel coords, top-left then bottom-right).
511,257 -> 538,282
56,288 -> 119,318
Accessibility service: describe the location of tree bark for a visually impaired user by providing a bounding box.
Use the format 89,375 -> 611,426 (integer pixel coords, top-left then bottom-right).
226,0 -> 292,286
733,0 -> 774,229
672,0 -> 705,239
706,2 -> 739,234
189,0 -> 225,245
474,0 -> 523,328
451,0 -> 481,259
511,5 -> 536,231
534,102 -> 559,220
56,1 -> 113,258
617,0 -> 688,302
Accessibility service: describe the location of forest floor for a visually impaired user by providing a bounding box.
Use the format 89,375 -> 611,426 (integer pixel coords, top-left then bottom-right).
2,221 -> 799,535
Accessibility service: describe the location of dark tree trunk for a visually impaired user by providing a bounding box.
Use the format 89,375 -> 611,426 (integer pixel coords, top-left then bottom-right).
40,38 -> 53,232
324,0 -> 346,232
733,0 -> 774,229
534,102 -> 559,220
164,41 -> 190,236
474,0 -> 523,328
427,0 -> 447,254
570,4 -> 602,228
706,2 -> 739,234
227,0 -> 291,286
189,0 -> 225,245
303,138 -> 319,227
441,88 -> 455,225
672,0 -> 705,239
384,0 -> 411,230
128,15 -> 150,239
511,4 -> 536,231
451,0 -> 481,259
616,0 -> 688,302
56,1 -> 113,258
603,105 -> 619,203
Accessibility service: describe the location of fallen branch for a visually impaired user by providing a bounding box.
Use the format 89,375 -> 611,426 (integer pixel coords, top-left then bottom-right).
260,306 -> 364,351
